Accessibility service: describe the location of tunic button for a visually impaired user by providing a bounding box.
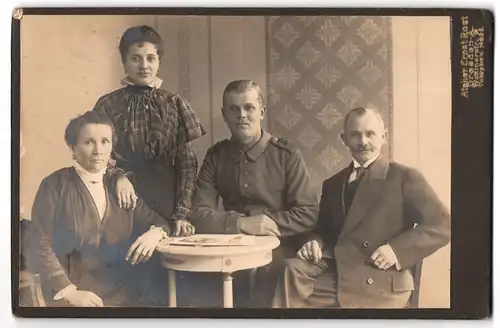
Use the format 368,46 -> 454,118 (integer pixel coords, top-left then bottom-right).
244,184 -> 248,188
367,278 -> 374,285
363,241 -> 369,248
244,172 -> 248,176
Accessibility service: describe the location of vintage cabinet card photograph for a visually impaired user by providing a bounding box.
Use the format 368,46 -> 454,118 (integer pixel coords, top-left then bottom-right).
11,8 -> 493,320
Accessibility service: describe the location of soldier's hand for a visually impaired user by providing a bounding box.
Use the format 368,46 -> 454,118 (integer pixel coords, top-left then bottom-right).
238,215 -> 281,237
297,240 -> 322,262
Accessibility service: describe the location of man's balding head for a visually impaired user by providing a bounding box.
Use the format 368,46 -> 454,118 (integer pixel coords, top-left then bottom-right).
341,107 -> 387,165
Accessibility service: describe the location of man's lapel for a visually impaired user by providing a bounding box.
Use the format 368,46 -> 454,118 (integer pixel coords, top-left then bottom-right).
325,166 -> 352,222
338,156 -> 390,241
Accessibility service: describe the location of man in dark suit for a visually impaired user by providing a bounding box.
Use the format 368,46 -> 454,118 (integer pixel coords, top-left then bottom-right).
272,107 -> 451,308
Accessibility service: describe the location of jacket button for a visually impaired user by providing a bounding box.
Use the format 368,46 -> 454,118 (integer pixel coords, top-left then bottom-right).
243,183 -> 248,188
363,241 -> 369,248
367,278 -> 374,285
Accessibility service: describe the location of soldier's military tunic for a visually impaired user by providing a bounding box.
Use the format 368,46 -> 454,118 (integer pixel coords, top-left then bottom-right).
189,129 -> 319,307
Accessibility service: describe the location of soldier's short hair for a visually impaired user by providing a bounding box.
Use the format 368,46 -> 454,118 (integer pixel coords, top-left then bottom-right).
222,80 -> 264,107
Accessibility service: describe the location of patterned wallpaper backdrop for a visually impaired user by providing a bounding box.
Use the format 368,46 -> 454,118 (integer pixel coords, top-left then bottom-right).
266,16 -> 393,189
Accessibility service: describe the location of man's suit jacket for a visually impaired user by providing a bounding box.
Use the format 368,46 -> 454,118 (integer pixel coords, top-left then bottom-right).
313,156 -> 450,308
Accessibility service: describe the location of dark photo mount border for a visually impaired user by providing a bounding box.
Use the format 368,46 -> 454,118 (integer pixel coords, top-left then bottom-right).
11,7 -> 494,320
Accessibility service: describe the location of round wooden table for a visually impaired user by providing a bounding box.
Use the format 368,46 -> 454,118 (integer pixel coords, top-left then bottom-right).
156,236 -> 280,308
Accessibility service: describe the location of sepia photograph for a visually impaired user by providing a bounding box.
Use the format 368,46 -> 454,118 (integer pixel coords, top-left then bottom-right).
15,11 -> 461,314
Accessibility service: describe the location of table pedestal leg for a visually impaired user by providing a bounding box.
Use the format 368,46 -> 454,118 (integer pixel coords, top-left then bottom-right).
249,268 -> 257,303
223,272 -> 233,308
168,269 -> 177,307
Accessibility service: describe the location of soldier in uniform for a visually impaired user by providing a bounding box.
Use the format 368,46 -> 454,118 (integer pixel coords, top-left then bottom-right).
189,80 -> 319,307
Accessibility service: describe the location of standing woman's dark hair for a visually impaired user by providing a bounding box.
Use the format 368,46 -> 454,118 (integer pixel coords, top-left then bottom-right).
92,24 -> 206,306
119,25 -> 164,62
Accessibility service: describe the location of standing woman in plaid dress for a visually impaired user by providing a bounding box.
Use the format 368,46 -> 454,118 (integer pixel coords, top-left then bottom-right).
93,25 -> 205,236
92,25 -> 206,305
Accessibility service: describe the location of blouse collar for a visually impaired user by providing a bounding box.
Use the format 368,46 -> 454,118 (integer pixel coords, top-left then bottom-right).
121,76 -> 163,89
73,161 -> 107,184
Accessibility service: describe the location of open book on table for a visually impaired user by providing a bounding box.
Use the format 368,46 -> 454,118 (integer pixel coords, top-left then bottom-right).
167,234 -> 255,247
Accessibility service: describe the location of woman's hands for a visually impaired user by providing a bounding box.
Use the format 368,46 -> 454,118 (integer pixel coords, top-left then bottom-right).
64,289 -> 103,307
126,228 -> 165,265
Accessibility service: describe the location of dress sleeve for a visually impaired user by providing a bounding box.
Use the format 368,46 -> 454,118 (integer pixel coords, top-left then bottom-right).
29,176 -> 74,297
170,95 -> 206,221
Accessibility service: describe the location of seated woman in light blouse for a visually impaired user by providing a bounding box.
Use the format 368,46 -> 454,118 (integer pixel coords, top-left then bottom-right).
29,111 -> 176,307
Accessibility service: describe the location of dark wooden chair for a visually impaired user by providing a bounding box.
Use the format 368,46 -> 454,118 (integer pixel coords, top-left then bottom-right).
19,219 -> 46,307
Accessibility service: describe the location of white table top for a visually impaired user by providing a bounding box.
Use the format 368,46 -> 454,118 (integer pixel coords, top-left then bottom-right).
156,235 -> 280,257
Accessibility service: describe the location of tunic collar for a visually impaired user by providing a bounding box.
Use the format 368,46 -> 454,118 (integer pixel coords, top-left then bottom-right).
228,130 -> 272,162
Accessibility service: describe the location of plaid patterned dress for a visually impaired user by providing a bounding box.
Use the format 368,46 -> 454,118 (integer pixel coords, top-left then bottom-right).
93,83 -> 206,222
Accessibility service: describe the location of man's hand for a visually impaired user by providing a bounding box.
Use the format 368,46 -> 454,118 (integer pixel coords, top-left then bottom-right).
116,176 -> 137,210
64,289 -> 103,307
297,240 -> 322,262
172,220 -> 195,237
238,215 -> 281,237
369,244 -> 399,270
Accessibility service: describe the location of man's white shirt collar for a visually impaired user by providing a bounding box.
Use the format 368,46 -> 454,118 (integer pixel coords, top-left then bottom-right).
352,153 -> 380,169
